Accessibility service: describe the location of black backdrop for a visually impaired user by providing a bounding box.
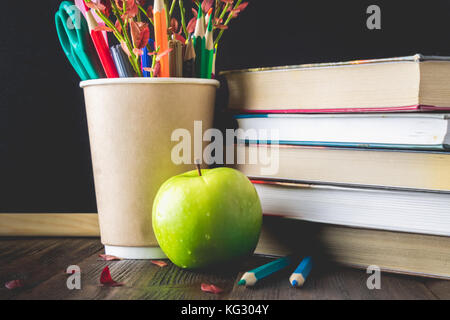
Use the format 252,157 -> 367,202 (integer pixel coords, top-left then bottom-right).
2,0 -> 450,212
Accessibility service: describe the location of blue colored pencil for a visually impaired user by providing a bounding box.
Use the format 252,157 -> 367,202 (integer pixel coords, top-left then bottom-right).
289,256 -> 313,287
238,256 -> 290,286
142,39 -> 155,77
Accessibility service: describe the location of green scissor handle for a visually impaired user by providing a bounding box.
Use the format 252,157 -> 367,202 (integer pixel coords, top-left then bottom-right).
55,1 -> 100,81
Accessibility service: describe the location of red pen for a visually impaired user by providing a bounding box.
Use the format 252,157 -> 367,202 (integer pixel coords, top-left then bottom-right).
85,10 -> 119,78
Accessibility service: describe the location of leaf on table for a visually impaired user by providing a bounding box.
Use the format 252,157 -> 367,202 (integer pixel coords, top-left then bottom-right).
150,260 -> 168,267
201,283 -> 223,294
5,280 -> 24,290
98,254 -> 123,261
100,266 -> 124,287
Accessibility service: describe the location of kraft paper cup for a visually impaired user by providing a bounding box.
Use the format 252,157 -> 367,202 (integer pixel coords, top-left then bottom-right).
80,78 -> 219,259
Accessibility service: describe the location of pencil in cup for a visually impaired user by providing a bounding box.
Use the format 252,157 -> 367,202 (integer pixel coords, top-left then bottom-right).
238,256 -> 291,286
169,39 -> 183,77
85,10 -> 118,78
153,0 -> 170,77
289,256 -> 313,287
193,8 -> 206,78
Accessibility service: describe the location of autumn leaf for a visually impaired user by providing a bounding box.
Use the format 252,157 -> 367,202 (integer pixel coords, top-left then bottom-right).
84,1 -> 106,11
202,0 -> 214,13
129,21 -> 150,49
153,61 -> 161,77
98,254 -> 123,261
187,17 -> 197,34
201,283 -> 223,294
121,41 -> 131,56
5,280 -> 24,290
94,24 -> 113,32
150,260 -> 168,267
100,266 -> 124,287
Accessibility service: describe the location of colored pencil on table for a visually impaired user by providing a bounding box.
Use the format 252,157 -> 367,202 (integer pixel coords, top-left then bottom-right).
85,10 -> 119,78
193,8 -> 206,78
153,0 -> 170,77
238,256 -> 291,287
204,10 -> 214,79
183,37 -> 196,78
289,256 -> 313,287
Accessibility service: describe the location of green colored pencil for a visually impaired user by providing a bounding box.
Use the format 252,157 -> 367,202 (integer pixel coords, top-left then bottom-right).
204,11 -> 214,79
193,9 -> 206,78
238,256 -> 291,286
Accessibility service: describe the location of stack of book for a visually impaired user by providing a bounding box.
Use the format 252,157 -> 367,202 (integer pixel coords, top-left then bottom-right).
222,54 -> 450,279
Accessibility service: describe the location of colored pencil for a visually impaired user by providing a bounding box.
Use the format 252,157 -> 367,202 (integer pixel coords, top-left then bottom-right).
111,45 -> 134,78
289,256 -> 313,287
193,8 -> 206,78
204,11 -> 214,79
142,39 -> 155,77
183,37 -> 196,78
169,39 -> 183,77
238,256 -> 291,286
153,0 -> 170,77
85,10 -> 119,78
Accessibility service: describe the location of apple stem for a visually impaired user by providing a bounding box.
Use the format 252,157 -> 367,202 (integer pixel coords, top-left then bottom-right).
195,161 -> 202,176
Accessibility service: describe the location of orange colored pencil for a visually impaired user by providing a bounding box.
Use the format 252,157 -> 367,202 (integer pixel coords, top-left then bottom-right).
153,0 -> 169,77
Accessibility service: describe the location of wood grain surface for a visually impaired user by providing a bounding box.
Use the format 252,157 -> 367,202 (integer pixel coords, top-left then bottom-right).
0,238 -> 448,300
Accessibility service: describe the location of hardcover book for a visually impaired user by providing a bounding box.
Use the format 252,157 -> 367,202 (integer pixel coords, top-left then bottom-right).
222,54 -> 450,113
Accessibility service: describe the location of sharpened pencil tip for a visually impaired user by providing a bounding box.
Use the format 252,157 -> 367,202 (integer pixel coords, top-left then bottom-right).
292,280 -> 298,287
238,279 -> 246,286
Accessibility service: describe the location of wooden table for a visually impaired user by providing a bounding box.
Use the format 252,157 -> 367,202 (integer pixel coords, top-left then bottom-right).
0,238 -> 448,300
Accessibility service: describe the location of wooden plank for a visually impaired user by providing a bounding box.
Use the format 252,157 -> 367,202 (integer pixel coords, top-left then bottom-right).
13,249 -> 240,300
0,238 -> 103,300
0,214 -> 99,236
424,279 -> 450,300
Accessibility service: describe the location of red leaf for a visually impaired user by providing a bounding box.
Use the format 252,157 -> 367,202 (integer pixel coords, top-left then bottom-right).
94,25 -> 113,32
85,1 -> 106,11
174,33 -> 186,43
129,21 -> 150,50
170,18 -> 179,33
5,280 -> 24,290
187,17 -> 197,34
156,48 -> 173,61
150,260 -> 168,267
201,283 -> 223,294
202,0 -> 214,13
215,24 -> 228,30
98,254 -> 123,261
100,266 -> 124,287
236,2 -> 249,11
120,41 -> 131,57
153,61 -> 161,77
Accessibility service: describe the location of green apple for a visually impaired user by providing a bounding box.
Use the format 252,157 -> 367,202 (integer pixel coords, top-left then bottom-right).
152,167 -> 262,269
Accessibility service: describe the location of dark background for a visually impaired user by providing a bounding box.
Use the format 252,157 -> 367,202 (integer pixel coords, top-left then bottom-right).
2,0 -> 450,212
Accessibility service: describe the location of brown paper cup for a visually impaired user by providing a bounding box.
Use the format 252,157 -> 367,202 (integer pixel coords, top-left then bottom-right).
80,78 -> 219,259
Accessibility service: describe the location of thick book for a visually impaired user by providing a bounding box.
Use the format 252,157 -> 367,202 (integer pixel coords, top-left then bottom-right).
236,144 -> 450,192
252,180 -> 450,237
221,54 -> 450,113
256,216 -> 450,279
235,113 -> 450,150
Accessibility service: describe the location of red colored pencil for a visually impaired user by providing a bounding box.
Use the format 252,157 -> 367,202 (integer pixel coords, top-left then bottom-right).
85,10 -> 119,78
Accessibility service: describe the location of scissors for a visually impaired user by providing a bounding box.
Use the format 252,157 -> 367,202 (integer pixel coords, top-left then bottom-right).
55,1 -> 100,80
